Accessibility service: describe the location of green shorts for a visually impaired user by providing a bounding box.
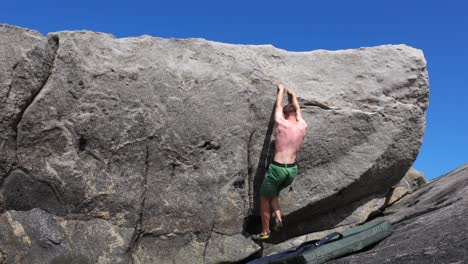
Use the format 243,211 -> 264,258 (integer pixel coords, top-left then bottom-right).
260,162 -> 298,198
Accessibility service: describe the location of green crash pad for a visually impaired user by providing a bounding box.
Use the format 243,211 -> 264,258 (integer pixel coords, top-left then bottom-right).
299,220 -> 394,264
250,220 -> 393,264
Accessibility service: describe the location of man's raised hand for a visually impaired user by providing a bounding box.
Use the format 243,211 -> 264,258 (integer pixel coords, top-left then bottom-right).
277,83 -> 286,92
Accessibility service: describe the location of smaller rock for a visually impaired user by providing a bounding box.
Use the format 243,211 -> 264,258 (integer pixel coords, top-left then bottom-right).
404,167 -> 427,192
386,167 -> 426,205
386,179 -> 411,205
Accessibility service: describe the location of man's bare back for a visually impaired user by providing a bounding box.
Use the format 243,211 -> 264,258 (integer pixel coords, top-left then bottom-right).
273,86 -> 307,164
274,113 -> 307,164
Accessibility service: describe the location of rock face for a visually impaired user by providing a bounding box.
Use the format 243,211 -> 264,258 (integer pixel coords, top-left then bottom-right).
329,164 -> 468,264
0,24 -> 429,263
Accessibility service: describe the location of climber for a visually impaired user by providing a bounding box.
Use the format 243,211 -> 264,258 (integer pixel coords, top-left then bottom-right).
253,83 -> 307,241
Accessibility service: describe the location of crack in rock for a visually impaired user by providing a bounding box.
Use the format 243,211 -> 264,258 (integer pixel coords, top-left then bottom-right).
247,129 -> 255,212
128,144 -> 150,262
203,221 -> 216,264
0,30 -> 59,184
13,34 -> 59,139
4,34 -> 60,193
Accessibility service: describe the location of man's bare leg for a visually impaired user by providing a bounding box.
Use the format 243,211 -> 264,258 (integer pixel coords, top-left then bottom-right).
260,196 -> 271,234
271,196 -> 282,223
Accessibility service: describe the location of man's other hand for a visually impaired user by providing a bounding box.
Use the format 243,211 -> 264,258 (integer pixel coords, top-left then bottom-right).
286,87 -> 296,96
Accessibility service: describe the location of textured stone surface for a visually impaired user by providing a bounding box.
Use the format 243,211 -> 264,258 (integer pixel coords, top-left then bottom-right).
205,233 -> 261,264
133,234 -> 206,264
0,208 -> 134,264
0,24 -> 429,262
329,164 -> 468,264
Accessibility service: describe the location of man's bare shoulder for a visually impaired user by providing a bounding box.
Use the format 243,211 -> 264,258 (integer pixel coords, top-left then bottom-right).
274,112 -> 286,124
297,118 -> 308,128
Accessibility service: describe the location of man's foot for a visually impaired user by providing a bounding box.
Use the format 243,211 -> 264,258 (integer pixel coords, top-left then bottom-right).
252,231 -> 270,241
272,213 -> 283,232
273,220 -> 283,232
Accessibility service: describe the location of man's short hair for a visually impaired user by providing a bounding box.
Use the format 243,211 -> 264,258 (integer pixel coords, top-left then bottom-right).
283,104 -> 297,116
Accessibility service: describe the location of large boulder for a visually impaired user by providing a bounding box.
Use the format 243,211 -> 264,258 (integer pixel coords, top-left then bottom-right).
0,24 -> 428,262
329,164 -> 468,264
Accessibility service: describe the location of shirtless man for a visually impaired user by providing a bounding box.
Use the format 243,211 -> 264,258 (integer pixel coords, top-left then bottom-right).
254,83 -> 307,240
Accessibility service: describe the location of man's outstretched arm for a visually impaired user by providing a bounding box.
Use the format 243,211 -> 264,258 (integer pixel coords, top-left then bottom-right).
287,88 -> 303,121
275,84 -> 286,121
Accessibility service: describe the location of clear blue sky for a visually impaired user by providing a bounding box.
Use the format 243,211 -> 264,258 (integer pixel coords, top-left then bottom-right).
1,0 -> 467,180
